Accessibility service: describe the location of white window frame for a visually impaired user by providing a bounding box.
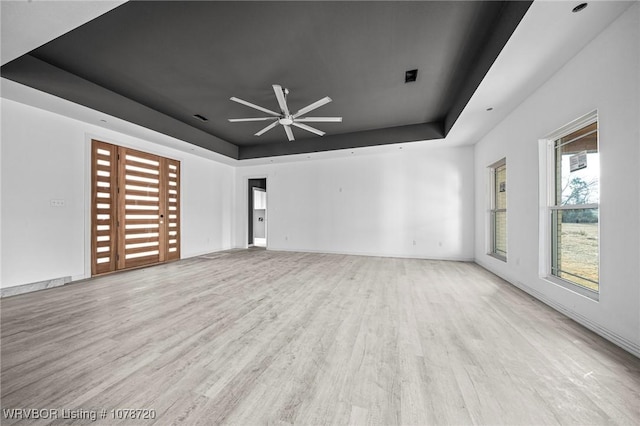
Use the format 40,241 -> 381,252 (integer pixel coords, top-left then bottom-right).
488,158 -> 507,261
538,110 -> 599,300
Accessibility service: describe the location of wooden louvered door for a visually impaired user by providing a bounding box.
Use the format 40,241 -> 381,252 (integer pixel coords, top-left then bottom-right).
117,147 -> 163,270
91,140 -> 180,275
92,141 -> 118,274
164,158 -> 181,261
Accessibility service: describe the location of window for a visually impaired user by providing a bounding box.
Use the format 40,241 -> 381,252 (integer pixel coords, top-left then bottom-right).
489,159 -> 507,260
547,115 -> 599,294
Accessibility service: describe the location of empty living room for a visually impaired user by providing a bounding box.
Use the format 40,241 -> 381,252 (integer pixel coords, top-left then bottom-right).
1,1 -> 639,424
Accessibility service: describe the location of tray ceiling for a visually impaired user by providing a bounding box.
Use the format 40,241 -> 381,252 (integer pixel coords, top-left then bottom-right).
1,1 -> 532,159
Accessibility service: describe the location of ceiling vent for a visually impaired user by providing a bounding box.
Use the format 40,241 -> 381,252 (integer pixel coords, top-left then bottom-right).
405,69 -> 418,83
572,3 -> 588,13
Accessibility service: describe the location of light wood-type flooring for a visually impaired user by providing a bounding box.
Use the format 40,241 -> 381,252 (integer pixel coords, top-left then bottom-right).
2,250 -> 639,425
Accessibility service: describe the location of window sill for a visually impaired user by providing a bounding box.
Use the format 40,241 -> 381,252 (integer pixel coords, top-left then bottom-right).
544,275 -> 599,301
488,253 -> 507,262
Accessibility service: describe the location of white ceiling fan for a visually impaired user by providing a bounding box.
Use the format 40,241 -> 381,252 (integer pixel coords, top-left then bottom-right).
228,85 -> 342,141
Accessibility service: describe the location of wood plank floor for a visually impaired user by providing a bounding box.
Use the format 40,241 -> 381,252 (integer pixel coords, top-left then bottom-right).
2,250 -> 639,425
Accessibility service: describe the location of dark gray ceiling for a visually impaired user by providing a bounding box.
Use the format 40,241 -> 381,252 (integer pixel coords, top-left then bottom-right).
1,1 -> 531,160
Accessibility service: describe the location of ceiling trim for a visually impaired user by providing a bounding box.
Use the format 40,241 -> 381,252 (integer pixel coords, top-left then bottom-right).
0,1 -> 125,66
239,121 -> 444,159
1,54 -> 239,159
443,0 -> 532,134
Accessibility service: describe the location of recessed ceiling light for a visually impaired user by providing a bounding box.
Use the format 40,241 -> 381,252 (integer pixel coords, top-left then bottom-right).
405,69 -> 418,83
193,114 -> 208,122
572,3 -> 588,13
486,107 -> 494,111
399,146 -> 403,150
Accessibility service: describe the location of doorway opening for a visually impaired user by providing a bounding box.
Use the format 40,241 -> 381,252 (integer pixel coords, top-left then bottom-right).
248,178 -> 267,248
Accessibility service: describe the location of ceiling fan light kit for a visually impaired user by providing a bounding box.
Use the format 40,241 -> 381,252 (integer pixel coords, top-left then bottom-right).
229,85 -> 342,142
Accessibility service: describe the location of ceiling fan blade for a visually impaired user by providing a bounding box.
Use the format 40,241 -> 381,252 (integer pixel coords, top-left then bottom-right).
294,117 -> 342,123
255,120 -> 280,136
284,125 -> 295,141
228,117 -> 278,122
230,96 -> 280,117
292,122 -> 325,136
273,84 -> 290,116
293,96 -> 332,118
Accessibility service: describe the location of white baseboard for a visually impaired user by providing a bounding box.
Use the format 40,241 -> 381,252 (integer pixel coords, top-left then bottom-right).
0,247 -> 238,298
1,276 -> 72,298
181,246 -> 235,258
475,259 -> 640,359
268,246 -> 474,262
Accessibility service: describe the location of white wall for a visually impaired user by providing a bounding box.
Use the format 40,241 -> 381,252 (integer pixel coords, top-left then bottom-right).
180,154 -> 235,257
474,4 -> 639,354
0,98 -> 235,289
236,144 -> 475,261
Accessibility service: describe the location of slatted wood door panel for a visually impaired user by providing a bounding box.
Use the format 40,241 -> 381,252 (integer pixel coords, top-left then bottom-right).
91,140 -> 180,275
117,147 -> 163,270
91,141 -> 118,275
164,158 -> 181,261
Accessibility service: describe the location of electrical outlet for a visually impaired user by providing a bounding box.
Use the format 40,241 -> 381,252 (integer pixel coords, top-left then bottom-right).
50,199 -> 65,207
